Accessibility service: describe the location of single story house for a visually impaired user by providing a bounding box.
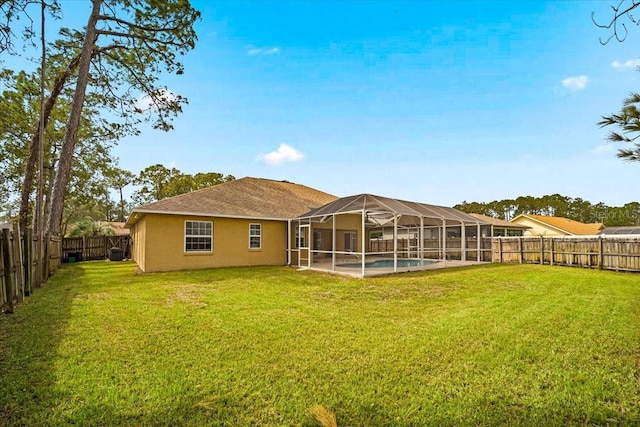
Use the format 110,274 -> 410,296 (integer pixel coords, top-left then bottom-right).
468,213 -> 530,237
96,221 -> 130,236
125,177 -> 337,272
126,177 -> 496,276
510,214 -> 604,236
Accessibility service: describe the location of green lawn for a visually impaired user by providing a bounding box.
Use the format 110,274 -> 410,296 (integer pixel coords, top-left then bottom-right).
0,262 -> 639,426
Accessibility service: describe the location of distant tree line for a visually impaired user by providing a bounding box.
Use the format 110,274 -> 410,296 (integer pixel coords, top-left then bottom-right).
454,195 -> 640,227
1,161 -> 234,235
131,164 -> 235,206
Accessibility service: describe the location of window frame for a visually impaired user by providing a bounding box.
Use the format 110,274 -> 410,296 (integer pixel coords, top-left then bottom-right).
184,220 -> 213,253
249,223 -> 262,249
295,228 -> 305,248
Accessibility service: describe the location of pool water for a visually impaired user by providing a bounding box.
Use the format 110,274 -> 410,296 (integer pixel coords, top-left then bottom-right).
338,259 -> 437,269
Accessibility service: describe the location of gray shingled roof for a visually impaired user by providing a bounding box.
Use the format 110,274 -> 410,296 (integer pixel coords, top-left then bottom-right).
126,177 -> 337,225
598,226 -> 640,235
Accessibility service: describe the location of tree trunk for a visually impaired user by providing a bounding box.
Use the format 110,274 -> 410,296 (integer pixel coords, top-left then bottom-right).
19,54 -> 82,232
43,163 -> 55,234
119,186 -> 125,221
47,0 -> 102,236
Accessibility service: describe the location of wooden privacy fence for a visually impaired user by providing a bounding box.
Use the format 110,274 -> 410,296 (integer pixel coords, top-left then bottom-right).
493,236 -> 640,272
62,235 -> 131,262
369,238 -> 493,262
1,223 -> 62,314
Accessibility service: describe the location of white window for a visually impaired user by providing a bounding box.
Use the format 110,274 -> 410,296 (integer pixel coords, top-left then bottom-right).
249,223 -> 262,249
185,221 -> 212,252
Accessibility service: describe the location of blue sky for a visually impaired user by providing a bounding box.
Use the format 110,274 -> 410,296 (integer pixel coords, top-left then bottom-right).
10,1 -> 640,206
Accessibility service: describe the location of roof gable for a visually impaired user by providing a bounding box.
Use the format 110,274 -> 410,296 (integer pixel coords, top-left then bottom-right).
127,177 -> 337,225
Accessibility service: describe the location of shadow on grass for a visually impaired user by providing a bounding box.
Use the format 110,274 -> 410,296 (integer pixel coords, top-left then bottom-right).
0,262 -> 87,424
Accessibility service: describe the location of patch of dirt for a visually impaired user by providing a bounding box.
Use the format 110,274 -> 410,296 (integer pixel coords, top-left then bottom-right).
166,285 -> 208,307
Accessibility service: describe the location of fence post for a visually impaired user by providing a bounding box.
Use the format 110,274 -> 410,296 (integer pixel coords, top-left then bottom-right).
598,236 -> 604,270
43,233 -> 51,281
0,232 -> 6,310
12,223 -> 24,302
550,238 -> 554,266
2,229 -> 15,314
540,236 -> 544,265
33,231 -> 42,288
518,237 -> 523,264
23,228 -> 31,296
498,238 -> 503,263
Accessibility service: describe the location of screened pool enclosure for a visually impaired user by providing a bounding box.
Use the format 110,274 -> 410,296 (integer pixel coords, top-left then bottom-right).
288,194 -> 493,277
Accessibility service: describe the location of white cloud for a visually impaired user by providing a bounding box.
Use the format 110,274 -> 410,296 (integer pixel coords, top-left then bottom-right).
135,88 -> 177,111
259,144 -> 304,165
247,46 -> 281,56
612,58 -> 640,70
561,75 -> 589,92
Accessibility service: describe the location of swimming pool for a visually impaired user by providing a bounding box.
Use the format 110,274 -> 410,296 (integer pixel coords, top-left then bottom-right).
337,259 -> 438,269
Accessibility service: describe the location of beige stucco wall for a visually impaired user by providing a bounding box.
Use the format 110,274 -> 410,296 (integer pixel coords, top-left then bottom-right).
511,217 -> 569,236
313,214 -> 363,251
130,218 -> 147,271
133,213 -> 287,272
290,214 -> 365,265
291,215 -> 362,248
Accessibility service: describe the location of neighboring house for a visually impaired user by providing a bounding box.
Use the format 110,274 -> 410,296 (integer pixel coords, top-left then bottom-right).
598,226 -> 640,235
510,214 -> 604,236
98,221 -> 130,236
125,177 -> 337,272
468,213 -> 530,237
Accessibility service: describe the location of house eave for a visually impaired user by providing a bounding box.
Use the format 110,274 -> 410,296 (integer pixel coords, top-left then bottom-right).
125,209 -> 292,228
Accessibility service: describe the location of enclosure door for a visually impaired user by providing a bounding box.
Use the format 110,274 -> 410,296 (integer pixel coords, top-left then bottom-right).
297,224 -> 310,268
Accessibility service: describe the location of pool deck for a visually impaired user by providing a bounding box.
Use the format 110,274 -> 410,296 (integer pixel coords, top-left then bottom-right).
296,257 -> 488,277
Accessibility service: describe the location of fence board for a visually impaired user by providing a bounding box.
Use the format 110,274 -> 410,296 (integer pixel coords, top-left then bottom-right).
0,225 -> 62,314
493,236 -> 640,273
2,228 -> 16,313
48,235 -> 62,276
62,235 -> 131,262
368,237 -> 493,262
0,233 -> 6,310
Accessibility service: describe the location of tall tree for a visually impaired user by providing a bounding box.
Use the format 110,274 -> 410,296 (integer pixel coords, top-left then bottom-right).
47,0 -> 102,236
41,0 -> 200,235
0,66 -> 122,227
105,167 -> 135,221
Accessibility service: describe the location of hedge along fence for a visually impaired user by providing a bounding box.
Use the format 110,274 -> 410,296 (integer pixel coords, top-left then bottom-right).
1,223 -> 62,314
493,236 -> 640,272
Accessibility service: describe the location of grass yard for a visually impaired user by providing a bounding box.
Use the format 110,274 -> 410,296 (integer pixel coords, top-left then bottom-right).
0,262 -> 639,426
